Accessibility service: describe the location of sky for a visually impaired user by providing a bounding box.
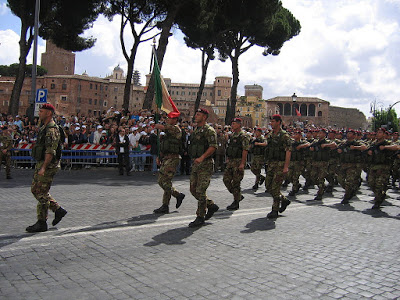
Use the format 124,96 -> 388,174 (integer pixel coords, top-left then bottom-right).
1,0 -> 400,118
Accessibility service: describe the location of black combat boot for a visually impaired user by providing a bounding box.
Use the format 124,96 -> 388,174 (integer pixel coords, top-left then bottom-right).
52,207 -> 67,226
176,193 -> 185,209
325,185 -> 333,193
259,175 -> 265,186
26,220 -> 48,233
205,204 -> 219,220
267,210 -> 278,219
279,198 -> 291,213
188,216 -> 205,228
252,184 -> 259,191
153,204 -> 169,214
314,193 -> 323,201
226,200 -> 239,211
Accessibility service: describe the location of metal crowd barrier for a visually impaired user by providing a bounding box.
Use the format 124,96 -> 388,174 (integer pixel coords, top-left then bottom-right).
11,144 -> 153,171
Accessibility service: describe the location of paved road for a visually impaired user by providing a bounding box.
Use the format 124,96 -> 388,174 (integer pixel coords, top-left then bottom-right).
0,167 -> 399,299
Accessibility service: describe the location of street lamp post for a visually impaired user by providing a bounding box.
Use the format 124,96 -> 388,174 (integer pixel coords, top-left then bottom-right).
291,93 -> 297,127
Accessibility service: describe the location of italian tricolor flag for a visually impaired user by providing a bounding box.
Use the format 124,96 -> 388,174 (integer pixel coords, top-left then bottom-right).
153,52 -> 180,116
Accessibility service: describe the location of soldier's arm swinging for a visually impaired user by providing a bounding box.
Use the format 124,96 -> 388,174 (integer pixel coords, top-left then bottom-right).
283,150 -> 291,174
194,146 -> 216,164
39,153 -> 53,176
239,149 -> 248,171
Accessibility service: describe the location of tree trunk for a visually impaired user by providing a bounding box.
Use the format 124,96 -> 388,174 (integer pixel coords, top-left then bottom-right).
122,44 -> 138,112
193,50 -> 211,119
225,50 -> 239,124
9,20 -> 33,116
142,6 -> 179,110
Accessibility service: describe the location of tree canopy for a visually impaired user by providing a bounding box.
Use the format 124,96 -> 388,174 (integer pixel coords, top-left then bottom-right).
7,0 -> 103,115
0,64 -> 47,77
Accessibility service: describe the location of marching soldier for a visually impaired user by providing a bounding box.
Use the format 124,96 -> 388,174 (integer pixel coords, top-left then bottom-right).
250,128 -> 266,191
188,108 -> 219,227
367,128 -> 398,209
26,103 -> 67,233
309,128 -> 337,201
223,118 -> 251,210
153,112 -> 185,214
302,130 -> 315,191
0,126 -> 13,179
336,129 -> 367,204
288,130 -> 310,196
264,114 -> 291,219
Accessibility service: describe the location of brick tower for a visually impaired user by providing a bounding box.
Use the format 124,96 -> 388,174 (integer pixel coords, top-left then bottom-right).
41,40 -> 75,75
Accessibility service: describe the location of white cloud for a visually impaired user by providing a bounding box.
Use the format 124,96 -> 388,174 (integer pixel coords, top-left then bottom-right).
0,2 -> 8,16
0,29 -> 20,64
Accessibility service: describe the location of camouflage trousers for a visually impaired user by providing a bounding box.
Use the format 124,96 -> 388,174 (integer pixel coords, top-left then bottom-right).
302,158 -> 313,185
288,161 -> 304,191
310,161 -> 329,193
190,158 -> 215,217
250,155 -> 265,184
337,163 -> 362,196
368,164 -> 390,204
31,165 -> 60,221
391,159 -> 400,183
0,152 -> 11,177
265,161 -> 287,211
158,155 -> 181,205
326,158 -> 338,186
223,158 -> 244,202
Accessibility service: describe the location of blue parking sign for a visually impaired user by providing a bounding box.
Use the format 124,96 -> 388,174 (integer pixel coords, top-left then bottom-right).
36,89 -> 48,103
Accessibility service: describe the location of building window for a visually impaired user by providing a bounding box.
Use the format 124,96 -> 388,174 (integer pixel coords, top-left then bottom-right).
62,83 -> 67,90
300,104 -> 307,116
105,86 -> 108,91
114,87 -> 118,92
104,101 -> 107,107
218,90 -> 221,96
51,84 -> 56,89
181,91 -> 185,95
88,109 -> 92,114
93,111 -> 97,116
95,84 -> 98,90
318,103 -> 322,107
61,96 -> 67,101
318,111 -> 322,117
90,83 -> 93,89
309,104 -> 316,116
284,103 -> 291,116
89,99 -> 92,104
94,99 -> 97,105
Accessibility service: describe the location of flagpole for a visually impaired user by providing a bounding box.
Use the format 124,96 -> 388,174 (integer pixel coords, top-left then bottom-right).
150,42 -> 161,160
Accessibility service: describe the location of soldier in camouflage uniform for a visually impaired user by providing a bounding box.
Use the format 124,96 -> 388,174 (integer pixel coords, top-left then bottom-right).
325,130 -> 340,193
288,130 -> 310,196
153,112 -> 185,214
336,129 -> 367,204
26,103 -> 67,233
390,132 -> 400,188
224,118 -> 251,210
309,128 -> 337,201
302,130 -> 315,191
250,128 -> 266,191
0,126 -> 13,179
264,114 -> 291,219
188,108 -> 219,227
367,128 -> 398,209
215,126 -> 227,172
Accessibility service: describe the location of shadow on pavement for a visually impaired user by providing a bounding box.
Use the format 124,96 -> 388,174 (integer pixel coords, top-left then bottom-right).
241,218 -> 276,233
144,226 -> 201,246
55,213 -> 166,236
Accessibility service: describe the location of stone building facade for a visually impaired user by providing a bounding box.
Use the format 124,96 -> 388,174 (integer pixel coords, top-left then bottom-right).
328,106 -> 367,129
265,96 -> 330,127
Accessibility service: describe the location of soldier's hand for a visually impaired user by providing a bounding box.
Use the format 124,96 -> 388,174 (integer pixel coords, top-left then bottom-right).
239,163 -> 245,171
379,145 -> 385,151
38,167 -> 45,176
337,149 -> 343,153
156,157 -> 161,166
194,157 -> 204,164
283,166 -> 289,174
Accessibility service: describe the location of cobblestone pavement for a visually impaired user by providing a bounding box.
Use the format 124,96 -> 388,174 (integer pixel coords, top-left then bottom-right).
0,167 -> 399,299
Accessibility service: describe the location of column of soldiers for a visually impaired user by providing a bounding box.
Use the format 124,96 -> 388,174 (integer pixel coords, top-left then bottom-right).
22,105 -> 400,232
